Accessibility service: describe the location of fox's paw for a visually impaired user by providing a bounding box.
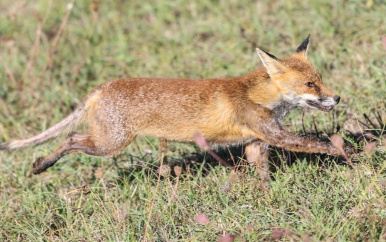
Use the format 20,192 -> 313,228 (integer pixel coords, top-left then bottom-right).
32,157 -> 48,175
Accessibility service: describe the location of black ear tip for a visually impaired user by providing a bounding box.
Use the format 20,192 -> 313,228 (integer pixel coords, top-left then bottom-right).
256,46 -> 279,60
303,34 -> 311,43
296,34 -> 311,53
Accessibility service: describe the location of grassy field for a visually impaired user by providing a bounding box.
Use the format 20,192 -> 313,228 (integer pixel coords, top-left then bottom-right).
1,0 -> 386,241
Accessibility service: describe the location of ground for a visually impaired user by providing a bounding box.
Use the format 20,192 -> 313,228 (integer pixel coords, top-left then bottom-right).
0,0 -> 386,241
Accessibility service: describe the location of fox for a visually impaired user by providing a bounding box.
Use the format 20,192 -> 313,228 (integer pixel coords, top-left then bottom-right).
0,35 -> 352,180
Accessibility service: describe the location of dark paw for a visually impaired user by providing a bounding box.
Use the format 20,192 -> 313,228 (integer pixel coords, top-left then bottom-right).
32,157 -> 47,175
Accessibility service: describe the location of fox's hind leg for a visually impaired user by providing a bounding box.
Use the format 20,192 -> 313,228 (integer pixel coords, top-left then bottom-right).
32,132 -> 134,174
245,141 -> 270,181
159,137 -> 168,163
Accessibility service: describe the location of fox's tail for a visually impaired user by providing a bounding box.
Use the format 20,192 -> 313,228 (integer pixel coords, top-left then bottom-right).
0,102 -> 87,152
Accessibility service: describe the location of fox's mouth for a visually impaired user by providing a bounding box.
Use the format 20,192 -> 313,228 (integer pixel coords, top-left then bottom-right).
306,100 -> 335,112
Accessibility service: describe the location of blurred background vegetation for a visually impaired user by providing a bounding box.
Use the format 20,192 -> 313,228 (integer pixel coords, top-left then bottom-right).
0,0 -> 385,241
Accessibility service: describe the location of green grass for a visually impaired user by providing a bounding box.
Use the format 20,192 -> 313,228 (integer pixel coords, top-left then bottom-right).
1,0 -> 386,241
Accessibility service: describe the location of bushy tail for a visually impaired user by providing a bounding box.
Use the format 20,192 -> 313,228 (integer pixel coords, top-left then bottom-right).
0,103 -> 87,151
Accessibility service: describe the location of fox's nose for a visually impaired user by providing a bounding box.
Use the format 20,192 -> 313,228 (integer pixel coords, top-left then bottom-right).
333,95 -> 340,104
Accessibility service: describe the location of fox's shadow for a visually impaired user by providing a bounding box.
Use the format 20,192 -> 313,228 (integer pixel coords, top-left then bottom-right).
111,111 -> 386,184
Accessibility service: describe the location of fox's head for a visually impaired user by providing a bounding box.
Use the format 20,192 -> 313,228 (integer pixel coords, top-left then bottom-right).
254,35 -> 340,113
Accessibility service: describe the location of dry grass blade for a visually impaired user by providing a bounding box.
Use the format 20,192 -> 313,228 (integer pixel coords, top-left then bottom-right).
1,1 -> 385,241
46,2 -> 74,70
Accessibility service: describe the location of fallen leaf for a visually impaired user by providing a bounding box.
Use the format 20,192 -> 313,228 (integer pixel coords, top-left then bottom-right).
193,132 -> 230,167
173,165 -> 182,177
364,142 -> 376,155
365,132 -> 375,140
94,168 -> 104,180
193,132 -> 209,150
303,234 -> 312,242
330,134 -> 352,165
194,213 -> 210,224
218,234 -> 236,242
228,170 -> 238,183
382,35 -> 386,50
331,134 -> 344,150
271,228 -> 292,240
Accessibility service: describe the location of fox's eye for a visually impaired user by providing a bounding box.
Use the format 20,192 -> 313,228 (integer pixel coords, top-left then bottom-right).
305,82 -> 315,88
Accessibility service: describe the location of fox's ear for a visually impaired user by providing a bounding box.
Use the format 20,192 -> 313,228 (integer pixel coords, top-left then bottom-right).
295,34 -> 311,59
256,47 -> 287,76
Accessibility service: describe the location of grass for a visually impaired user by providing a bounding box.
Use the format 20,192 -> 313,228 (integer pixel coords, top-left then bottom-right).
1,0 -> 386,241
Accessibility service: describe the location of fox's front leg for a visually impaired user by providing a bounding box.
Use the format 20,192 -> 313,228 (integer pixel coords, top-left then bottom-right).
256,119 -> 349,155
245,141 -> 270,181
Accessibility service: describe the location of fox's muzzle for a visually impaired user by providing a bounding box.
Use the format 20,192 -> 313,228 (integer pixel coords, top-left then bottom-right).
306,95 -> 340,112
333,95 -> 340,104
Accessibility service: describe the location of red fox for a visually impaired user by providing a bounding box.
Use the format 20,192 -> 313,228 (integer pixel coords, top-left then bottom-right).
0,35 -> 352,179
